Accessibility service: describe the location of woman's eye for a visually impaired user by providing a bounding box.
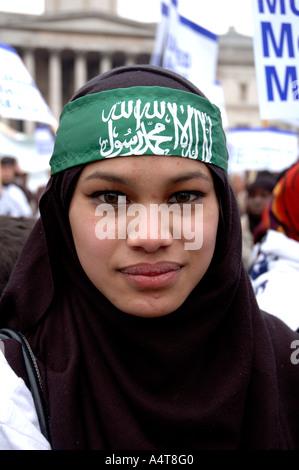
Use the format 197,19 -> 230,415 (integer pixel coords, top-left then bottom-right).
168,191 -> 204,204
91,191 -> 127,205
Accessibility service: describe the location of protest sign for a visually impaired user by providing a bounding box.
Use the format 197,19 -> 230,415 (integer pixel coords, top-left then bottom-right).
0,43 -> 57,126
252,0 -> 299,124
151,1 -> 227,124
151,2 -> 169,67
227,127 -> 298,173
151,1 -> 218,92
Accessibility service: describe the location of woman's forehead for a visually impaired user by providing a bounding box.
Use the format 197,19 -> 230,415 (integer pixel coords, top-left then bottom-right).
80,156 -> 213,183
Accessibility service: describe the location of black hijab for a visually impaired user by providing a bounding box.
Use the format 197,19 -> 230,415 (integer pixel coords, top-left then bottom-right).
1,66 -> 299,450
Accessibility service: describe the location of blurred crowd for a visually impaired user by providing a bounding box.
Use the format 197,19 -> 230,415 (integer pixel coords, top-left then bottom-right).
0,155 -> 44,294
0,156 -> 44,218
231,162 -> 299,331
1,153 -> 299,331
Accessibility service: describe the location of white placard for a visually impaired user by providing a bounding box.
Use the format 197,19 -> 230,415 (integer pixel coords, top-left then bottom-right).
227,127 -> 298,173
0,43 -> 57,126
150,1 -> 227,123
151,1 -> 218,93
252,0 -> 299,123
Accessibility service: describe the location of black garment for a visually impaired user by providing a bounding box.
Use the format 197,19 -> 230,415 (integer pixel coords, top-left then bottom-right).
0,66 -> 299,450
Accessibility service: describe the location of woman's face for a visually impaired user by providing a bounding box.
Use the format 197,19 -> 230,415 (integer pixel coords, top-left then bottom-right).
69,156 -> 219,317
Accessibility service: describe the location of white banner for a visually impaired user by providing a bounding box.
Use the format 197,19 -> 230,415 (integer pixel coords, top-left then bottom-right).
227,127 -> 298,173
150,1 -> 227,125
151,2 -> 169,67
252,0 -> 299,124
0,43 -> 57,126
151,1 -> 218,91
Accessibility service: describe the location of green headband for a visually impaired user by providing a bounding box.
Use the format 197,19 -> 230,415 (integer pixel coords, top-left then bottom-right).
50,86 -> 228,175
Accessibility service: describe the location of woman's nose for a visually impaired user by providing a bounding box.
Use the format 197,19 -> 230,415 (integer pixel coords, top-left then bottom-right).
126,204 -> 174,252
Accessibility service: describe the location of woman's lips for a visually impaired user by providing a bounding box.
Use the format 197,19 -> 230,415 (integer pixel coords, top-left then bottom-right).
119,262 -> 182,288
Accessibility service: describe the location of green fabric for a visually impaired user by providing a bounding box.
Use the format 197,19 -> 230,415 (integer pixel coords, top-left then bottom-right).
50,86 -> 228,175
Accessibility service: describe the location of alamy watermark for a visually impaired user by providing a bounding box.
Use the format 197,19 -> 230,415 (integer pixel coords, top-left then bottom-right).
290,340 -> 299,365
94,196 -> 203,250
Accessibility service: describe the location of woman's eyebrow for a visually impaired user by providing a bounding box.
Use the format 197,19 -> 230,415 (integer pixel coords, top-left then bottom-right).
169,171 -> 212,184
83,169 -> 212,185
83,171 -> 130,185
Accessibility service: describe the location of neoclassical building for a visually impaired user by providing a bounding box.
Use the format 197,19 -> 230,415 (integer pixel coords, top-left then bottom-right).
0,0 -> 286,132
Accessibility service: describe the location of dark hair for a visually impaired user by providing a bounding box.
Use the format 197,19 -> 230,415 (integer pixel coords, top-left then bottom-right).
247,171 -> 277,194
1,156 -> 17,166
0,216 -> 36,295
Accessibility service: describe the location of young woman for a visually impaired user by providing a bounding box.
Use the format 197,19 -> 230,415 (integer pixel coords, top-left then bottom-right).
0,65 -> 299,450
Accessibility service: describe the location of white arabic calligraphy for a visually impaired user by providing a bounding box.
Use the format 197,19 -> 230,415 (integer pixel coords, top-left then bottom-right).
99,98 -> 213,160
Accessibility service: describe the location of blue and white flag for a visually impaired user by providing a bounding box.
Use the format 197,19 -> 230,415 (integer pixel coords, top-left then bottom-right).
151,1 -> 227,125
0,43 -> 57,126
252,0 -> 299,125
164,0 -> 218,89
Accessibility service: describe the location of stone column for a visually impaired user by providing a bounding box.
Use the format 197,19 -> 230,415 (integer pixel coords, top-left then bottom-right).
49,50 -> 63,121
74,51 -> 88,92
99,53 -> 113,74
125,53 -> 136,66
23,49 -> 36,135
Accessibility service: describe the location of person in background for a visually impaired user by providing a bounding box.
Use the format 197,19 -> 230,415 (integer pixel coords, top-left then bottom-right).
249,162 -> 299,331
241,171 -> 277,268
0,216 -> 36,296
0,157 -> 33,217
246,171 -> 277,235
229,172 -> 248,216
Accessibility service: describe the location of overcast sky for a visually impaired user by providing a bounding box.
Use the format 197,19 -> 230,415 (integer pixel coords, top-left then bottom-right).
0,0 -> 254,36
